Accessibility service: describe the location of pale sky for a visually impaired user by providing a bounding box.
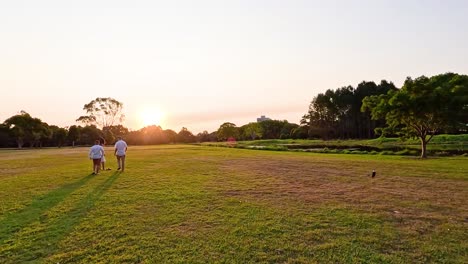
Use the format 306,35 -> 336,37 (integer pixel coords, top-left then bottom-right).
1,0 -> 467,133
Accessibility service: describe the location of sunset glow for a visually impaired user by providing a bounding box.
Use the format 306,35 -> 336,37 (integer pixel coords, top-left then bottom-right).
0,1 -> 467,133
140,107 -> 165,128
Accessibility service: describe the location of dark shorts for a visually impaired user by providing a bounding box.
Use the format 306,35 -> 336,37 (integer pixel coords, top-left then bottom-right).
93,159 -> 101,166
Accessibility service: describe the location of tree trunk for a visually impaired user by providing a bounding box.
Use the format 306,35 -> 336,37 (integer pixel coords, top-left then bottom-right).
420,138 -> 427,159
16,138 -> 23,149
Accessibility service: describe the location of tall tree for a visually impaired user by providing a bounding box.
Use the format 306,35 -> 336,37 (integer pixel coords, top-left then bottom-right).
76,97 -> 125,129
362,73 -> 468,158
304,81 -> 396,139
67,125 -> 81,147
217,122 -> 239,141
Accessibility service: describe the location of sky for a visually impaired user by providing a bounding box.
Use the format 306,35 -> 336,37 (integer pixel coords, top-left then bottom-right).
1,0 -> 467,133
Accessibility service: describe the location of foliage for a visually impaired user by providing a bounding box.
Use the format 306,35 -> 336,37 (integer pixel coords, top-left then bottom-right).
217,122 -> 239,141
76,97 -> 125,129
304,81 -> 397,140
177,127 -> 196,143
67,125 -> 80,147
0,124 -> 14,148
239,122 -> 263,140
362,73 -> 468,158
48,126 -> 67,147
78,125 -> 102,145
205,135 -> 468,156
3,111 -> 50,148
258,120 -> 292,139
197,130 -> 217,142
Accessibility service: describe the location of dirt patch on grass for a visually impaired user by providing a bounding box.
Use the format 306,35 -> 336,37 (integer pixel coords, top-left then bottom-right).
212,156 -> 468,228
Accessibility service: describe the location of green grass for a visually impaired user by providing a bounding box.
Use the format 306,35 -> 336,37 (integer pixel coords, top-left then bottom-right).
0,146 -> 467,263
204,134 -> 468,156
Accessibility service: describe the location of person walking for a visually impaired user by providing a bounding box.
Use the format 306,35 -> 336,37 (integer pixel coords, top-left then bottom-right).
114,136 -> 128,172
89,139 -> 104,175
100,140 -> 111,171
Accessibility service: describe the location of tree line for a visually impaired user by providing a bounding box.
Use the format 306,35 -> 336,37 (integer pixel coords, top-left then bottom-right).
1,73 -> 466,154
0,115 -> 205,148
301,80 -> 398,139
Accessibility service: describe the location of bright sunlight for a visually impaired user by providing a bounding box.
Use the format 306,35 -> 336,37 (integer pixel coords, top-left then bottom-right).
140,107 -> 165,127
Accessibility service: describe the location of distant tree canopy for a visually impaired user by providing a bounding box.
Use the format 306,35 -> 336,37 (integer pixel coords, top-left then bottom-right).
303,80 -> 397,140
76,97 -> 125,129
217,122 -> 239,141
215,120 -> 300,142
240,122 -> 263,140
362,73 -> 468,158
3,111 -> 50,148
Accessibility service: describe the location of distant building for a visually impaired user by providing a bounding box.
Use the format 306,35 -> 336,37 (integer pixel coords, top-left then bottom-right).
257,115 -> 271,122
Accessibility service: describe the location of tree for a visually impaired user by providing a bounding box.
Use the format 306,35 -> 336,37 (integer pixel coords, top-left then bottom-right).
3,111 -> 48,148
0,124 -> 14,147
49,126 -> 67,148
76,97 -> 125,129
177,127 -> 196,143
197,130 -> 215,142
67,125 -> 81,147
362,73 -> 468,158
240,123 -> 263,140
291,126 -> 308,139
217,122 -> 239,141
32,122 -> 51,148
79,125 -> 102,145
303,81 -> 396,140
163,129 -> 178,143
305,91 -> 339,139
259,120 -> 288,139
105,125 -> 129,138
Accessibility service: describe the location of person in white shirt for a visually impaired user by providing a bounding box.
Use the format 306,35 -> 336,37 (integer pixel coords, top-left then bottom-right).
114,136 -> 128,172
89,140 -> 105,175
100,141 -> 111,171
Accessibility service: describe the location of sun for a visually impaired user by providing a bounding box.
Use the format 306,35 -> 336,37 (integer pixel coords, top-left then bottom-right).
140,107 -> 165,127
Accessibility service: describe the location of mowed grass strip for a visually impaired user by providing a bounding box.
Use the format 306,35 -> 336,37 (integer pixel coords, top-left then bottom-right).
0,146 -> 467,263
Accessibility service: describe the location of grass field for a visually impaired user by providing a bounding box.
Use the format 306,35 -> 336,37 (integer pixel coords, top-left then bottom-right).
0,145 -> 467,263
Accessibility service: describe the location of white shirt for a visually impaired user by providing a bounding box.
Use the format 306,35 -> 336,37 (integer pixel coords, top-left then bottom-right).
114,140 -> 127,156
89,145 -> 104,159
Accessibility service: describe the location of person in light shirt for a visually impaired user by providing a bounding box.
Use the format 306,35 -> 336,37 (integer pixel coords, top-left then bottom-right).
114,136 -> 128,172
89,139 -> 104,175
100,140 -> 111,171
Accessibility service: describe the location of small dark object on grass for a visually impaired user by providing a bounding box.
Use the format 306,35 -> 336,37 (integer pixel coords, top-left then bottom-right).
106,168 -> 112,171
372,169 -> 376,178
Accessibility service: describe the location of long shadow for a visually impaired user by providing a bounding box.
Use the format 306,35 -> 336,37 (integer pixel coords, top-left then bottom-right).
0,173 -> 96,243
1,171 -> 122,262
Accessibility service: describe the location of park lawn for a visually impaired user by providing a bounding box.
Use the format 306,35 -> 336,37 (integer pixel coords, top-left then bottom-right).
0,145 -> 467,263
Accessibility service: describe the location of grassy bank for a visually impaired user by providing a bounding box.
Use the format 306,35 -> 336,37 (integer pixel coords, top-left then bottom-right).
202,134 -> 468,156
0,146 -> 467,263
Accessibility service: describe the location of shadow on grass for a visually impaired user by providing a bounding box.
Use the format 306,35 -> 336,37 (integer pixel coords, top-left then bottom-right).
0,171 -> 122,262
0,173 -> 96,243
